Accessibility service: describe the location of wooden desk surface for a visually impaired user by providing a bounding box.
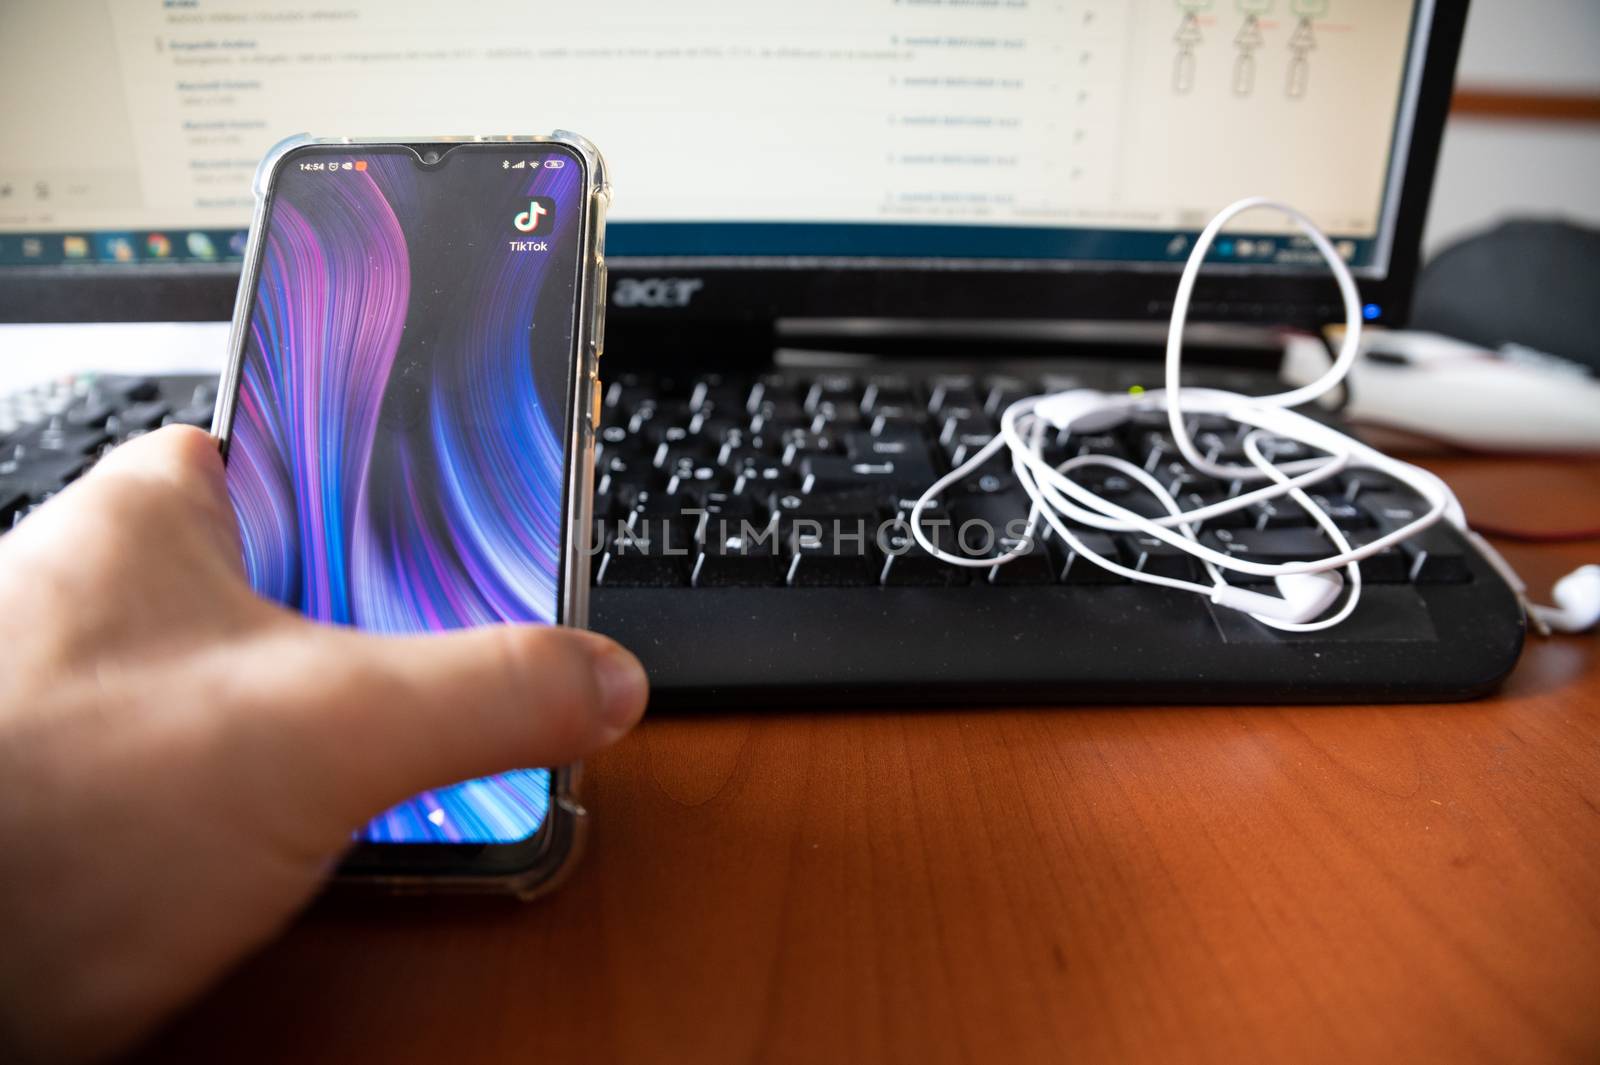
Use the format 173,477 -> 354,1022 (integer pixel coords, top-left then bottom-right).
141,456 -> 1600,1065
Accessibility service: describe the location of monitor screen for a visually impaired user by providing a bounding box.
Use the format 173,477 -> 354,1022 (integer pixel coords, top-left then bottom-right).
2,0 -> 1429,280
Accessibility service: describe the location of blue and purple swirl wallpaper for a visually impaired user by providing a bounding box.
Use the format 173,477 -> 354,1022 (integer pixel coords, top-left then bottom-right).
226,145 -> 585,844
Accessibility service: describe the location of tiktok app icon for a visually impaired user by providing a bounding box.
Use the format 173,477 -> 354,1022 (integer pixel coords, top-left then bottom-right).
513,196 -> 556,235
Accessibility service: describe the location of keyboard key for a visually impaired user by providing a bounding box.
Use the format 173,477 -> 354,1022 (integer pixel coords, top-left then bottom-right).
1040,372 -> 1090,393
803,374 -> 859,414
982,374 -> 1038,417
694,489 -> 762,522
947,495 -> 1054,586
1151,460 -> 1223,497
809,400 -> 864,432
1361,491 -> 1427,527
1306,494 -> 1371,529
1254,436 -> 1321,464
1202,527 -> 1331,566
65,400 -> 116,429
745,374 -> 799,413
1,490 -> 27,529
987,532 -> 1057,585
769,486 -> 885,520
665,469 -> 732,497
779,429 -> 837,462
111,401 -> 172,435
879,520 -> 969,587
1251,498 -> 1314,528
643,420 -> 696,447
927,375 -> 981,415
864,409 -> 920,436
1340,470 -> 1402,500
693,521 -> 783,587
1363,491 -> 1473,579
1063,433 -> 1130,461
165,405 -> 213,429
860,375 -> 916,415
618,485 -> 683,527
688,376 -> 744,415
653,441 -> 716,471
1341,529 -> 1411,583
95,375 -> 162,403
1397,528 -> 1473,584
596,523 -> 692,587
845,428 -> 930,462
784,514 -> 879,586
1118,534 -> 1202,581
750,398 -> 806,432
1054,528 -> 1125,584
800,453 -> 938,495
939,413 -> 994,447
1179,491 -> 1252,529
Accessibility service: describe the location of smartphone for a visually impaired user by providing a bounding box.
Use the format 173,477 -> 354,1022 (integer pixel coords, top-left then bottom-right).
212,133 -> 609,897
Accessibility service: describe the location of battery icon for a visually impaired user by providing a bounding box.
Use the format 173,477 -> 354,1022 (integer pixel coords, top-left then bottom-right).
543,159 -> 565,169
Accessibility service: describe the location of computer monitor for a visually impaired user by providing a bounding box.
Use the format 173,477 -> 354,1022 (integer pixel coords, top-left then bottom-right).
0,0 -> 1463,331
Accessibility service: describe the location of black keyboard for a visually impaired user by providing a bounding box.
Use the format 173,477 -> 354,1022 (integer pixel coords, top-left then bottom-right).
0,363 -> 1526,706
0,373 -> 218,528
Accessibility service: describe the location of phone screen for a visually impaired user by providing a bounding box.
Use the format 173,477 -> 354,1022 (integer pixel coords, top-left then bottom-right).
224,143 -> 586,846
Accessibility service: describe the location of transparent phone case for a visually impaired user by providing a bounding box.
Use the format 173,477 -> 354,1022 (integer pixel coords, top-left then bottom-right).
212,132 -> 611,901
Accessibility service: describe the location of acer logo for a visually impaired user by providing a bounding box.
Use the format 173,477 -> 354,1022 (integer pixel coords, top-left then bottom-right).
613,277 -> 704,308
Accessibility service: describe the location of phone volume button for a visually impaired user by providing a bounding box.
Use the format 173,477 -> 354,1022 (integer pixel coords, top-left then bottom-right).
592,259 -> 607,358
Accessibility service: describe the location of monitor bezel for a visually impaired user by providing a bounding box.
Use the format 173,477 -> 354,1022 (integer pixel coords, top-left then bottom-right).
0,3 -> 1464,333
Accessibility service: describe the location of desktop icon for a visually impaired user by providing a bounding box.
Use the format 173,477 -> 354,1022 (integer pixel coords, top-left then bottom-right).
63,235 -> 89,259
21,237 -> 43,259
146,233 -> 172,258
228,230 -> 249,256
186,231 -> 217,259
99,233 -> 137,262
513,196 -> 556,235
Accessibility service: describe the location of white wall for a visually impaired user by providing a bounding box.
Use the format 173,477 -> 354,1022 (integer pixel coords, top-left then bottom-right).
1421,0 -> 1600,257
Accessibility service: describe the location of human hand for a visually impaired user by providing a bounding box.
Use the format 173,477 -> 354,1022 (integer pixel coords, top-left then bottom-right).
0,426 -> 648,1063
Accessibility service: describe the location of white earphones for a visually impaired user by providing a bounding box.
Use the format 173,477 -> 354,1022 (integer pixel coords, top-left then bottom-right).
1530,565 -> 1600,634
908,196 -> 1593,634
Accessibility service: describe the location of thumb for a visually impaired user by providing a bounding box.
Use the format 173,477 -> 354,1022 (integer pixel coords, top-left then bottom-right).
260,621 -> 648,837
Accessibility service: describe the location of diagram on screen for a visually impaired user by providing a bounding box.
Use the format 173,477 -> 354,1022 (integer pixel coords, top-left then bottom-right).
1287,0 -> 1327,98
1233,1 -> 1270,96
1172,0 -> 1209,95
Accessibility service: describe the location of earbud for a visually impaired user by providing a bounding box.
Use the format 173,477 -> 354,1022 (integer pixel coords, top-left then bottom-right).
1530,565 -> 1600,634
1033,389 -> 1133,433
1211,571 -> 1345,624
